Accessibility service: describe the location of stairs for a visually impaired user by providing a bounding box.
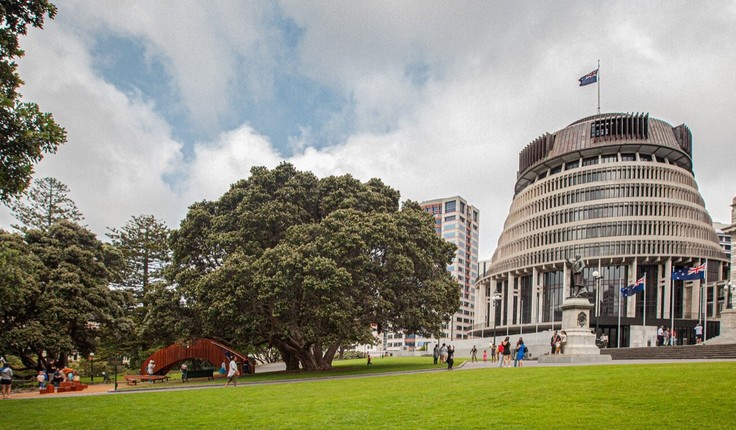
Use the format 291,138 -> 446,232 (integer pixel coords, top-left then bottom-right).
601,343 -> 736,360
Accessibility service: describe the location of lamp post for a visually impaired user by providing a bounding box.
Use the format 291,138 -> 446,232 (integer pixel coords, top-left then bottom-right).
89,352 -> 95,384
592,270 -> 603,337
491,293 -> 502,345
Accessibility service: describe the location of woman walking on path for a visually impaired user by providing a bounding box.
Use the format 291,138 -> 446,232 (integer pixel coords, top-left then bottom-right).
224,356 -> 239,387
0,360 -> 12,399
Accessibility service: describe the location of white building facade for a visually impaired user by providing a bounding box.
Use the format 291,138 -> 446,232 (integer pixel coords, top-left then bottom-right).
475,113 -> 728,346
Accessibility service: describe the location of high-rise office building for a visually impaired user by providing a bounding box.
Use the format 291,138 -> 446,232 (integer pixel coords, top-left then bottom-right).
421,196 -> 480,339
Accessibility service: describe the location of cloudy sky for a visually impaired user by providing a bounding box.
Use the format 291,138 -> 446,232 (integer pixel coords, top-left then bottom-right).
2,1 -> 734,260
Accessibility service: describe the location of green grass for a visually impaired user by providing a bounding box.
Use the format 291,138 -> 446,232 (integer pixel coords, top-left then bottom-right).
104,356 -> 451,391
3,361 -> 735,429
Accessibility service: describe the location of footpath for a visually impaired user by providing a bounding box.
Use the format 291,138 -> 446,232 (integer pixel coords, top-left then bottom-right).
8,358 -> 736,400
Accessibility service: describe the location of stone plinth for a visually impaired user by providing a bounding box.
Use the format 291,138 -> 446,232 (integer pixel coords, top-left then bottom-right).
720,308 -> 736,332
538,296 -> 611,364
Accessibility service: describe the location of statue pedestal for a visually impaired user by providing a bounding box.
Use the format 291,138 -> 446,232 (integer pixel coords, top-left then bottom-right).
720,308 -> 736,332
538,297 -> 611,364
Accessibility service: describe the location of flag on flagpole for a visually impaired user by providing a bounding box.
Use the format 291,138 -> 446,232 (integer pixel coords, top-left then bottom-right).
578,69 -> 598,86
621,275 -> 645,297
672,263 -> 706,281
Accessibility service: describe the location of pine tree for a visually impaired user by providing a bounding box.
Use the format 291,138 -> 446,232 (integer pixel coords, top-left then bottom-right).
9,176 -> 83,231
107,214 -> 171,300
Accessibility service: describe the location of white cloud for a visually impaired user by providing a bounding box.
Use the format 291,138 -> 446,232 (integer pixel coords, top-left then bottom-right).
2,1 -> 733,263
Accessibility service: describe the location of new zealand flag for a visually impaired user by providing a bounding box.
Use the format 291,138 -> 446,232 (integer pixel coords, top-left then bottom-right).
578,69 -> 598,86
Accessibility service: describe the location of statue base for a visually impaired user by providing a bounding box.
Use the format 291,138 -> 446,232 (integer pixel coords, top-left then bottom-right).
538,297 -> 611,364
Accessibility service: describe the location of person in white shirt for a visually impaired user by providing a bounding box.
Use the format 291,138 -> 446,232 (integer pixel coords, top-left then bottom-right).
224,357 -> 239,387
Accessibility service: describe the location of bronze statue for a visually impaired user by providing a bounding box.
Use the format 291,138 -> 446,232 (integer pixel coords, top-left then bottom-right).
567,254 -> 587,298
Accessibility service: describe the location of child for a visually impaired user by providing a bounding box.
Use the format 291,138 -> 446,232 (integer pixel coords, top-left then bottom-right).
482,350 -> 488,362
37,370 -> 46,390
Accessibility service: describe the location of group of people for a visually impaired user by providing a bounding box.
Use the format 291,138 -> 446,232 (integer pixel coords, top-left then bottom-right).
656,326 -> 678,346
497,337 -> 527,367
432,343 -> 456,370
550,330 -> 568,354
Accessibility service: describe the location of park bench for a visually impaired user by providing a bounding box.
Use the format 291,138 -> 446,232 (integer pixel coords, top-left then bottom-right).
124,374 -> 170,385
182,368 -> 215,382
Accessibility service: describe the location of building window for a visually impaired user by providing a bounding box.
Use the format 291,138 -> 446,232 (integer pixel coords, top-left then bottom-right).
583,156 -> 598,166
445,200 -> 457,213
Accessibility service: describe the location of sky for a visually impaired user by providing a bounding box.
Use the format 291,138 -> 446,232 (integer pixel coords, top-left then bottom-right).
1,1 -> 735,261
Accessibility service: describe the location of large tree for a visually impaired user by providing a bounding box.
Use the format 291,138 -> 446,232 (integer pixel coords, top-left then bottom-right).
106,214 -> 171,301
170,163 -> 458,371
9,176 -> 83,231
0,221 -> 125,370
0,1 -> 66,202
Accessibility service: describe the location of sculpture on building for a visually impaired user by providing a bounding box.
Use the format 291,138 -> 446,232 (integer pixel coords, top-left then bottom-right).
567,254 -> 587,298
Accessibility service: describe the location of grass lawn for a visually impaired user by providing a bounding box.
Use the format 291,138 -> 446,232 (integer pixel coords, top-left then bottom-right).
95,356 -> 448,391
3,361 -> 735,429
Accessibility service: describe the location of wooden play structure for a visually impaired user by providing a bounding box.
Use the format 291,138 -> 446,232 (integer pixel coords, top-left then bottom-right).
139,338 -> 252,376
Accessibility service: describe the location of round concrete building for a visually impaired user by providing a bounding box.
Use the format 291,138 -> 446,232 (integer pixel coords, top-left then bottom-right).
475,112 -> 728,347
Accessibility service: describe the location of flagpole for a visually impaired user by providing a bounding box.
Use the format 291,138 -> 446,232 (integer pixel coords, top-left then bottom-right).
597,59 -> 601,115
703,259 -> 708,345
617,277 -> 621,348
670,276 -> 675,345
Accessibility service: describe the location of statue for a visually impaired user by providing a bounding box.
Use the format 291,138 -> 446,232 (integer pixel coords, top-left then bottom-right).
567,254 -> 587,298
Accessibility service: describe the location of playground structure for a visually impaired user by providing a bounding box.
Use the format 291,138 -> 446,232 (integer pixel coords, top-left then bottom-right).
140,338 -> 252,375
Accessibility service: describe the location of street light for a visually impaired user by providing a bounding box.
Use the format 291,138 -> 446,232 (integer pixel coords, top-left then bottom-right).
592,270 -> 603,337
89,352 -> 95,383
491,293 -> 502,345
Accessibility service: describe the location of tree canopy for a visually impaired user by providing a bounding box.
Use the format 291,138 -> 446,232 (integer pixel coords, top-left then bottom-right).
107,214 -> 171,300
170,163 -> 458,371
0,1 -> 66,202
9,176 -> 83,231
0,221 -> 125,370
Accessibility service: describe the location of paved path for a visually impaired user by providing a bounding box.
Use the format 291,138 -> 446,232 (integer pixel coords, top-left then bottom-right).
8,358 -> 736,400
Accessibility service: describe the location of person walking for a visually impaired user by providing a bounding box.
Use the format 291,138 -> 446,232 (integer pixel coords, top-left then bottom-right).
446,345 -> 455,370
657,326 -> 664,346
501,337 -> 512,367
439,343 -> 448,364
0,360 -> 12,399
497,343 -> 505,367
224,356 -> 239,387
482,350 -> 488,362
490,343 -> 496,363
470,345 -> 478,362
433,344 -> 440,365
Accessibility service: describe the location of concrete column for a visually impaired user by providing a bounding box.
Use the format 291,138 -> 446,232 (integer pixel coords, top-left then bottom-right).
507,274 -> 515,326
663,258 -> 672,319
531,267 -> 539,324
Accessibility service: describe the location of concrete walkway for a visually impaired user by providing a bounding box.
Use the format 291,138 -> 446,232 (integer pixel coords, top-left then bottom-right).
9,357 -> 736,400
